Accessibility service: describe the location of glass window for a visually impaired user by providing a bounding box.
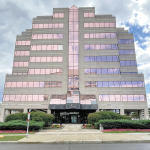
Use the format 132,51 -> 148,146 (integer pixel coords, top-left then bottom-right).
102,69 -> 107,74
34,82 -> 39,87
21,95 -> 26,101
103,81 -> 109,87
11,82 -> 17,88
109,81 -> 114,87
99,95 -> 103,101
120,81 -> 126,87
96,56 -> 101,61
128,95 -> 134,101
138,81 -> 144,87
22,82 -> 28,87
120,61 -> 125,66
107,56 -> 112,61
28,82 -> 33,87
109,95 -> 116,101
85,69 -> 91,74
132,81 -> 138,87
114,81 -> 120,87
126,81 -> 132,87
90,56 -> 95,62
85,81 -> 91,87
27,95 -> 32,101
91,69 -> 96,74
106,33 -> 111,38
139,95 -> 145,101
101,56 -> 106,61
15,95 -> 21,101
134,95 -> 140,101
122,95 -> 128,101
100,23 -> 104,27
106,44 -> 111,49
97,69 -> 101,74
16,82 -> 22,87
103,95 -> 109,101
105,23 -> 109,27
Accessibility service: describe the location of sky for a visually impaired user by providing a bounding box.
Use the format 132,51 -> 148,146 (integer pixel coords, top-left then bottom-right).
0,0 -> 150,106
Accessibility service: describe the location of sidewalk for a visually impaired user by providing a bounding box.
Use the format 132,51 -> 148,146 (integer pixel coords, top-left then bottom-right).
1,124 -> 150,143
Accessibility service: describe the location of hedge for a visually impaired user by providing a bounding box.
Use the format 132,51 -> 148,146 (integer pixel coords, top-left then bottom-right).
94,120 -> 150,129
5,111 -> 55,127
0,120 -> 45,131
88,111 -> 131,124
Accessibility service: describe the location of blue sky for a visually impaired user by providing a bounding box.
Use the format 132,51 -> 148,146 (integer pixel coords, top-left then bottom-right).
0,0 -> 150,105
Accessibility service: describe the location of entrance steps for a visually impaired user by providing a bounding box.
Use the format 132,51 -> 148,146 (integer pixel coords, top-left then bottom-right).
38,124 -> 103,134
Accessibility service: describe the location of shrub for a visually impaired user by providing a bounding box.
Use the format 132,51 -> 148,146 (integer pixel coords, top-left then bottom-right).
94,120 -> 150,129
88,111 -> 131,125
5,111 -> 55,127
5,113 -> 27,122
0,120 -> 45,131
31,111 -> 54,127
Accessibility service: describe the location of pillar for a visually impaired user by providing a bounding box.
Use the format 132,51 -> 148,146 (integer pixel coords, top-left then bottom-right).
0,108 -> 6,122
144,108 -> 149,120
47,109 -> 51,114
96,109 -> 99,112
120,109 -> 124,115
7,110 -> 11,115
138,110 -> 143,120
23,108 -> 28,113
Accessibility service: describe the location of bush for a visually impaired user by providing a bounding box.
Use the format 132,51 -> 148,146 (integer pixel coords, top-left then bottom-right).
88,111 -> 131,125
31,111 -> 55,127
5,113 -> 27,122
5,111 -> 55,127
0,120 -> 45,131
94,120 -> 150,129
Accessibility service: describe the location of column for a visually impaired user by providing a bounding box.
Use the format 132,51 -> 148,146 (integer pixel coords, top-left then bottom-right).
138,110 -> 143,120
23,108 -> 28,113
0,108 -> 6,122
120,109 -> 124,115
7,110 -> 11,115
144,108 -> 149,120
47,109 -> 51,114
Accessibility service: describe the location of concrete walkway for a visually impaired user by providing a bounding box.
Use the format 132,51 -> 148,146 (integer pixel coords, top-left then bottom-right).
17,124 -> 150,143
1,124 -> 150,143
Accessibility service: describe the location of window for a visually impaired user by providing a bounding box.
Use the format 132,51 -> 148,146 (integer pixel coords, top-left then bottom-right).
84,22 -> 116,28
84,44 -> 118,50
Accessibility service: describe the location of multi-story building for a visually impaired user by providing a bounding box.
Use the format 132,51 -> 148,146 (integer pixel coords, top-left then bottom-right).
0,6 -> 149,123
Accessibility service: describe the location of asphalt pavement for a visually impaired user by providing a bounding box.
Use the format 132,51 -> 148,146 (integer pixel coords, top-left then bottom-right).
0,143 -> 150,150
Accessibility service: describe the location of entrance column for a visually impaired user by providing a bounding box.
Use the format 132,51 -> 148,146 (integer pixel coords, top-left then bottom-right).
47,109 -> 51,114
144,108 -> 149,120
138,110 -> 143,120
120,109 -> 124,115
23,108 -> 28,113
0,108 -> 6,122
7,110 -> 11,115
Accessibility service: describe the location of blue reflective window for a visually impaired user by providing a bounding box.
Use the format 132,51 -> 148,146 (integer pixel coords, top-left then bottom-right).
91,68 -> 96,74
126,81 -> 132,87
103,81 -> 109,87
101,56 -> 107,61
114,81 -> 120,87
126,61 -> 130,66
107,56 -> 112,61
113,56 -> 118,61
120,81 -> 126,87
113,68 -> 120,74
119,50 -> 124,55
109,81 -> 114,87
134,95 -> 140,101
90,56 -> 95,61
102,69 -> 107,74
128,95 -> 134,101
96,56 -> 101,61
85,56 -> 90,61
120,61 -> 125,66
101,45 -> 106,49
90,45 -> 94,50
85,69 -> 90,74
112,44 -> 117,49
97,81 -> 102,87
108,68 -> 114,74
106,44 -> 111,49
84,45 -> 90,50
138,81 -> 144,87
97,69 -> 101,74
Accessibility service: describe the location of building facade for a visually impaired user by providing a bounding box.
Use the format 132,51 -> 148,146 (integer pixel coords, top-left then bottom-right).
0,6 -> 149,123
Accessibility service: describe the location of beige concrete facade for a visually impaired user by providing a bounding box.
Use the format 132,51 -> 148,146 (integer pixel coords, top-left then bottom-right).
0,6 -> 149,122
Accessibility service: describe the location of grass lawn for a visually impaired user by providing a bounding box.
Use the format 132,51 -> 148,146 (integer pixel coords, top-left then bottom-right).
0,132 -> 36,135
0,136 -> 26,141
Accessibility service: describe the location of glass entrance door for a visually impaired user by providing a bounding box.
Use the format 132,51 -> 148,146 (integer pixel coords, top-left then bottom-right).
71,115 -> 77,123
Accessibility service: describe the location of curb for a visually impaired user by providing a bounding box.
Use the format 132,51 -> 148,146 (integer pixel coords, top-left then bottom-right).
0,140 -> 150,144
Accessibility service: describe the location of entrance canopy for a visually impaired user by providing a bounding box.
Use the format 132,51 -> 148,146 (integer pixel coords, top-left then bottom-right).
49,92 -> 98,110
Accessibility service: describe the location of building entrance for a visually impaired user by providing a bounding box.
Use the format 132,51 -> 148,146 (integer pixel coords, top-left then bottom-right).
71,115 -> 77,123
51,109 -> 96,124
